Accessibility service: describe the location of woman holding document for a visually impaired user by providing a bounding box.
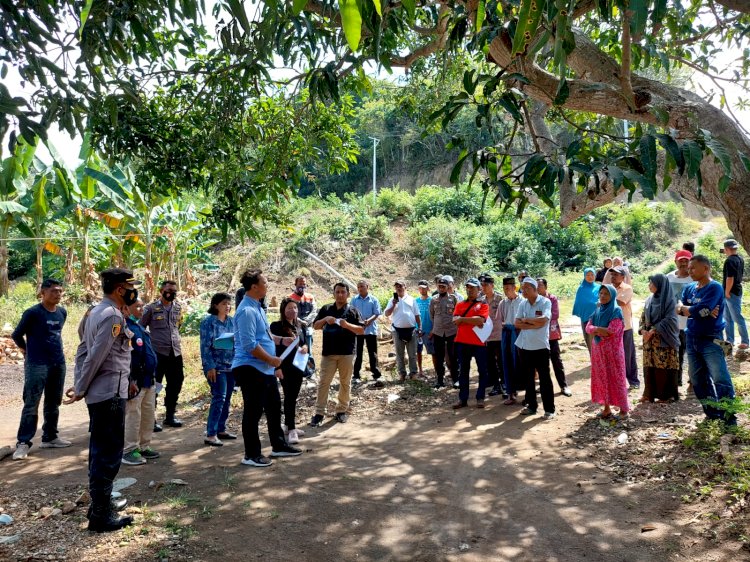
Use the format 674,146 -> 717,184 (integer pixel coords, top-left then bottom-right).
270,298 -> 309,444
200,293 -> 236,447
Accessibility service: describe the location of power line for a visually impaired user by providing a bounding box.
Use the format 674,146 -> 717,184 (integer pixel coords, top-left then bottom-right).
0,232 -> 183,243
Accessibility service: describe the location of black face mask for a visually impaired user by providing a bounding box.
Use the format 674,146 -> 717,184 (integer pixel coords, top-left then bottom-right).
121,288 -> 138,306
162,291 -> 176,302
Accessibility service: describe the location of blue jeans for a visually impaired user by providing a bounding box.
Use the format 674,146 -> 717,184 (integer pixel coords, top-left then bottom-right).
457,343 -> 488,403
17,362 -> 66,446
686,333 -> 737,423
206,370 -> 235,437
724,293 -> 748,345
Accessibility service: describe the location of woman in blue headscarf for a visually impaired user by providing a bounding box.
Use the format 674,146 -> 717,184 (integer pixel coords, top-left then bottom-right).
573,268 -> 600,352
586,285 -> 630,419
638,274 -> 680,403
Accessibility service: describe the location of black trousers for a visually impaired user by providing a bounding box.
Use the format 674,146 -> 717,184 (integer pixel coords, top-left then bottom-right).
155,351 -> 184,418
433,334 -> 458,385
87,398 -> 125,517
353,334 -> 381,379
678,330 -> 687,385
549,340 -> 568,390
233,365 -> 287,459
486,340 -> 503,391
520,348 -> 555,413
280,366 -> 303,431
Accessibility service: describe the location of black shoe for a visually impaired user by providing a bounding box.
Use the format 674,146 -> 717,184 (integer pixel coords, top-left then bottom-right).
153,422 -> 163,433
111,498 -> 127,512
88,514 -> 134,533
352,377 -> 362,386
217,431 -> 237,440
270,445 -> 302,457
335,413 -> 348,423
164,418 -> 183,428
433,382 -> 446,389
310,414 -> 324,427
370,380 -> 385,389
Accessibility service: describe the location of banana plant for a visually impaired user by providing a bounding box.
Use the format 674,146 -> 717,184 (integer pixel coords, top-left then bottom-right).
17,157 -> 56,288
0,138 -> 36,296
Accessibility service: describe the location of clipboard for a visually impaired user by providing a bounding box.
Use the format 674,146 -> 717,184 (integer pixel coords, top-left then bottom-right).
472,317 -> 493,343
214,332 -> 235,350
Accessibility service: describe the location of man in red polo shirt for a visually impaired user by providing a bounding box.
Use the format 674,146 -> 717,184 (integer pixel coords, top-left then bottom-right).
452,278 -> 490,409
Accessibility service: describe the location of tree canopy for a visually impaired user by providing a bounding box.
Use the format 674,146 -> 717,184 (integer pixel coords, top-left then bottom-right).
2,1 -> 750,243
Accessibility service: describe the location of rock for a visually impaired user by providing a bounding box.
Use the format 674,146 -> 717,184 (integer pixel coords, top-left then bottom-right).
0,514 -> 12,525
0,446 -> 13,461
167,478 -> 188,486
112,477 -> 137,492
459,542 -> 470,552
75,491 -> 90,505
61,501 -> 76,514
38,507 -> 54,518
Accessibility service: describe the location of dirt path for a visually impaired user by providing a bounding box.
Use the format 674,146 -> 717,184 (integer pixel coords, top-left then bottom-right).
0,345 -> 747,562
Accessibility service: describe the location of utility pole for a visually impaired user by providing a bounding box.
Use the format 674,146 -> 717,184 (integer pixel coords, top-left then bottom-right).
369,136 -> 379,197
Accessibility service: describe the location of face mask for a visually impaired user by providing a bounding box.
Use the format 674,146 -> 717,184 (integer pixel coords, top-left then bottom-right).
122,288 -> 138,306
162,291 -> 176,302
129,314 -> 137,321
295,286 -> 305,295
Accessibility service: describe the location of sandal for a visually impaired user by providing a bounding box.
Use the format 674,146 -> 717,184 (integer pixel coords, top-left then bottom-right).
595,411 -> 612,419
503,398 -> 516,405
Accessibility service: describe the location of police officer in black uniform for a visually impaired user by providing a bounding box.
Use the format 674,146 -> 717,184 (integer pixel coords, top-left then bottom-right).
66,268 -> 139,532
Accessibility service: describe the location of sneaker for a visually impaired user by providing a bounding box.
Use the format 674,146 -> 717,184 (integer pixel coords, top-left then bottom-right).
163,418 -> 183,428
562,387 -> 572,397
204,436 -> 223,447
270,445 -> 302,457
217,431 -> 237,440
310,414 -> 324,427
12,443 -> 30,460
543,411 -> 556,420
352,377 -> 362,386
241,456 -> 273,467
287,429 -> 300,444
140,448 -> 160,459
122,450 -> 146,465
153,422 -> 163,433
40,437 -> 72,448
452,381 -> 460,389
452,401 -> 468,409
476,399 -> 485,409
335,412 -> 348,423
519,407 -> 537,416
433,382 -> 446,389
370,380 -> 385,389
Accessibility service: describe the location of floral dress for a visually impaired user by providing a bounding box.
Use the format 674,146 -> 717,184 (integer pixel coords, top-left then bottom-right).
586,318 -> 630,411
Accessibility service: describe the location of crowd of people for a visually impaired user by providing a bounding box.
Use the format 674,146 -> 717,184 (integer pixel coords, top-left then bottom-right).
7,238 -> 747,533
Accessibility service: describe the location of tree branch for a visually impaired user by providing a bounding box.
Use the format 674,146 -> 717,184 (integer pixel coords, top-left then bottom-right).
620,5 -> 636,110
712,0 -> 750,14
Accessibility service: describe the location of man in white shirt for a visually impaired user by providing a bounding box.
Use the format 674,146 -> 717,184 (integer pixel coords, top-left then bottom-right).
385,280 -> 421,382
667,249 -> 693,385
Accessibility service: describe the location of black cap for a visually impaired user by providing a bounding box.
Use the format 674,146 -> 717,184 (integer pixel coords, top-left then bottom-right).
479,273 -> 494,284
724,238 -> 739,249
100,267 -> 141,286
502,277 -> 516,285
417,279 -> 429,287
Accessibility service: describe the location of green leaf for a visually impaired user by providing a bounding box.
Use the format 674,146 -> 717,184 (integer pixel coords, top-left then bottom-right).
629,0 -> 648,38
340,0 -> 363,51
681,140 -> 703,180
0,201 -> 27,214
497,92 -> 523,123
704,137 -> 732,178
512,0 -> 545,56
718,175 -> 731,193
639,133 -> 657,181
553,77 -> 570,106
371,0 -> 382,16
79,0 -> 94,38
450,149 -> 470,184
476,0 -> 486,31
401,0 -> 416,20
463,70 -> 477,95
655,133 -> 685,176
651,0 -> 667,27
739,151 -> 750,173
292,0 -> 308,15
227,0 -> 252,34
607,165 -> 624,188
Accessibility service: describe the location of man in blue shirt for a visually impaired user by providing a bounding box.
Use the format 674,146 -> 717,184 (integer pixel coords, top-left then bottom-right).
678,255 -> 737,425
415,280 -> 435,379
351,280 -> 382,387
232,269 -> 302,467
12,278 -> 70,460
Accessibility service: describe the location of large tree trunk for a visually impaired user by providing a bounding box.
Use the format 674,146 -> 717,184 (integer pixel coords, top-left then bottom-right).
487,30 -> 750,248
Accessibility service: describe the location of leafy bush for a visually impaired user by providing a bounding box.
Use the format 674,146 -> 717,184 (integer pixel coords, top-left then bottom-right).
0,281 -> 39,326
406,216 -> 488,275
411,184 -> 485,223
376,186 -> 413,219
487,220 -> 553,275
180,309 -> 205,337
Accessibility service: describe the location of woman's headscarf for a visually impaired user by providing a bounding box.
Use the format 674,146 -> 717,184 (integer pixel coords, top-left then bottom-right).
645,273 -> 680,349
590,284 -> 624,343
573,268 -> 601,322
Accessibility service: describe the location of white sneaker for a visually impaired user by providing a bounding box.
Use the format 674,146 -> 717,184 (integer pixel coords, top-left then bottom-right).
40,437 -> 72,448
13,443 -> 30,460
295,428 -> 305,437
281,424 -> 288,433
287,429 -> 299,444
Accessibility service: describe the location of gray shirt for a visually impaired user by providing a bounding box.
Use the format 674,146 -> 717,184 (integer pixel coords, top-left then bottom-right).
140,299 -> 183,356
429,293 -> 459,337
74,296 -> 131,404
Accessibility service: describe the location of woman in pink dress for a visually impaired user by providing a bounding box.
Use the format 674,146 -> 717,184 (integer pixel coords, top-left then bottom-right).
586,285 -> 630,419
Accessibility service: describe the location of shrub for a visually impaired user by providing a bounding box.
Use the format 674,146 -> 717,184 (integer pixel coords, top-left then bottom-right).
406,216 -> 488,275
486,220 -> 553,275
0,281 -> 39,326
411,184 -> 485,223
376,186 -> 413,220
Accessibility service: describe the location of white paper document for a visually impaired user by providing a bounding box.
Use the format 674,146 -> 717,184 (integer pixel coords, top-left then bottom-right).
278,338 -> 300,361
292,350 -> 309,372
472,317 -> 493,343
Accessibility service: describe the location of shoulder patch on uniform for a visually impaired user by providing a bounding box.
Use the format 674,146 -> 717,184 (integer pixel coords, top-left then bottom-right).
112,324 -> 121,337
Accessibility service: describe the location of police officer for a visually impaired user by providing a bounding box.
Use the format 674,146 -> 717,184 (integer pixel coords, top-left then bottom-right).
429,276 -> 460,389
140,280 -> 184,428
65,267 -> 139,533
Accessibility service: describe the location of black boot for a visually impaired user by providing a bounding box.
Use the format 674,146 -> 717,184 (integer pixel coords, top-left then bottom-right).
111,497 -> 128,511
88,501 -> 133,533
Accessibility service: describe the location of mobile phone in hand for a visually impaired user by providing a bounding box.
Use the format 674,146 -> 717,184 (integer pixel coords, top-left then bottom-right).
393,292 -> 399,302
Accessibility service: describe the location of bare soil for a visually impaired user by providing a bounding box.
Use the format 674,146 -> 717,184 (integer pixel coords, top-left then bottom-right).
1,309 -> 749,562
